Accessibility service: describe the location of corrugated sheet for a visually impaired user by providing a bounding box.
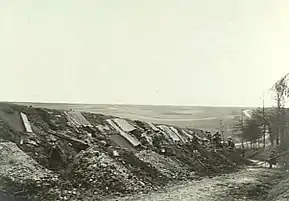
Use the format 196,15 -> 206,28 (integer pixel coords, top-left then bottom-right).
158,125 -> 180,141
170,126 -> 187,143
106,119 -> 140,147
181,129 -> 193,140
64,111 -> 93,128
146,121 -> 159,131
20,112 -> 33,133
113,118 -> 136,132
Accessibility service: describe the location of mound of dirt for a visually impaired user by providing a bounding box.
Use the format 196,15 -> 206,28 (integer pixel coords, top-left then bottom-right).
0,103 -> 251,201
0,141 -> 60,201
67,147 -> 148,196
135,150 -> 195,180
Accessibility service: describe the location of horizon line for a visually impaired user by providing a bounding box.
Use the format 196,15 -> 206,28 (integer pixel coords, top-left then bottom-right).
0,100 -> 270,108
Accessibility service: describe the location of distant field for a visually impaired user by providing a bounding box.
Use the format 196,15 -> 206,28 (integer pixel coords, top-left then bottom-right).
13,102 -> 254,137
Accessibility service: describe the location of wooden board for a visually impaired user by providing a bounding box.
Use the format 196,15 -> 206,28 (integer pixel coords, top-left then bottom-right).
64,111 -> 93,128
107,119 -> 141,147
20,112 -> 33,133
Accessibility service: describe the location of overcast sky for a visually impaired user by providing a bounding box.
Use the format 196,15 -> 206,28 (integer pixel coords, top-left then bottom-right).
1,1 -> 289,107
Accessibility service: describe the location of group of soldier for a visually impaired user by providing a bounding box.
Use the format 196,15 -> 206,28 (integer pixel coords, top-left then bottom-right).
205,131 -> 235,150
140,128 -> 236,155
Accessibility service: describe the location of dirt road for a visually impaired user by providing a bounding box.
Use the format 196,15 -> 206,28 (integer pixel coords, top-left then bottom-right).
106,165 -> 283,201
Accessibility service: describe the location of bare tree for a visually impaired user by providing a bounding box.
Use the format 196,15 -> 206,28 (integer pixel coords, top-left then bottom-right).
233,114 -> 263,147
271,73 -> 289,149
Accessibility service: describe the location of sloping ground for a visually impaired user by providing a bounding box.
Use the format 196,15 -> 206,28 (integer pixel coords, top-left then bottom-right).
0,141 -> 59,201
0,103 -> 249,201
105,165 -> 284,201
266,168 -> 289,201
247,145 -> 281,162
135,150 -> 195,180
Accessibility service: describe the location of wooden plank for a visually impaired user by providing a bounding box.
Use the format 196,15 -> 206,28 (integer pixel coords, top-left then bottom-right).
181,129 -> 193,140
20,113 -> 33,133
170,126 -> 186,143
49,130 -> 89,148
64,111 -> 93,128
158,125 -> 180,141
146,121 -> 159,131
107,119 -> 140,147
113,118 -> 136,132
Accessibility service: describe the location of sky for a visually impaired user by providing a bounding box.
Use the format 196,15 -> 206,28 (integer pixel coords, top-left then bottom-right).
1,0 -> 289,107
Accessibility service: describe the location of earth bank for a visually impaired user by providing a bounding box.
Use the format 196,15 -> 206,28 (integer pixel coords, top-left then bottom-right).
0,103 -> 266,201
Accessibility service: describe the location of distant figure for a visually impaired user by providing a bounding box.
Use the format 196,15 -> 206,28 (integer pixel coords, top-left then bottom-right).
241,144 -> 245,158
227,137 -> 235,149
213,132 -> 222,148
269,150 -> 277,168
152,133 -> 162,148
206,132 -> 212,142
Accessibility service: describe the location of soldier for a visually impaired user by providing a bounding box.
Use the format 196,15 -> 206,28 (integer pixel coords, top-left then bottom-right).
191,134 -> 200,151
241,144 -> 245,158
206,132 -> 212,142
227,137 -> 235,149
213,132 -> 222,148
152,132 -> 162,149
268,150 -> 277,168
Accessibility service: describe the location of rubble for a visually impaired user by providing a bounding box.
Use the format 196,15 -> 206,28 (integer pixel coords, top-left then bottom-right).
0,103 -> 251,201
67,146 -> 148,196
0,140 -> 60,201
135,150 -> 195,180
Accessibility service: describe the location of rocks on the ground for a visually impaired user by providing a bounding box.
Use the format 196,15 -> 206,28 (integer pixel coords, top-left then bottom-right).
67,147 -> 148,196
0,141 -> 60,201
0,103 -> 250,201
136,150 -> 195,180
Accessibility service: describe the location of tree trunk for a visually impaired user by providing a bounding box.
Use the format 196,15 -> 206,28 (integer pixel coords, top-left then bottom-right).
276,134 -> 280,145
269,133 -> 274,146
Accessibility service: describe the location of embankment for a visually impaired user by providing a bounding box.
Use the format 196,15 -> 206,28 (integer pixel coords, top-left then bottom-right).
0,103 -> 249,201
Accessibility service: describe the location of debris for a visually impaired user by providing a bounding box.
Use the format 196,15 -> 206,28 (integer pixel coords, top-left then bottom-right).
49,130 -> 89,149
20,112 -> 33,133
157,125 -> 180,142
0,141 -> 60,200
0,103 -> 251,201
64,111 -> 93,128
169,126 -> 186,143
68,147 -> 146,196
146,122 -> 159,132
106,119 -> 141,147
135,150 -> 195,180
113,118 -> 136,133
113,150 -> 119,157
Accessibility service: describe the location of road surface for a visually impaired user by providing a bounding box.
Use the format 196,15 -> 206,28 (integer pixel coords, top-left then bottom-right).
105,164 -> 282,201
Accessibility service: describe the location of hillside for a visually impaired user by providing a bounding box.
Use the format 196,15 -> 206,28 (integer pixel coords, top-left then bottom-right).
0,102 -> 249,201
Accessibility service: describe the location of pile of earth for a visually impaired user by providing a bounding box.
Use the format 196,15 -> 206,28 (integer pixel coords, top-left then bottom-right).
0,140 -> 60,201
68,146 -> 149,196
0,103 -> 251,201
135,150 -> 195,180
